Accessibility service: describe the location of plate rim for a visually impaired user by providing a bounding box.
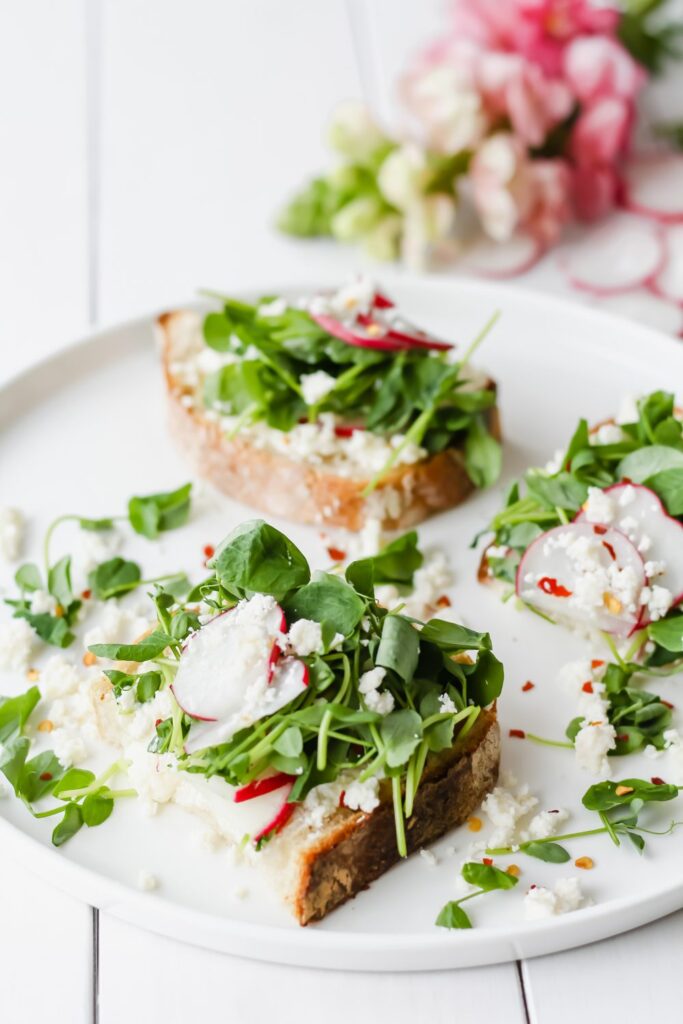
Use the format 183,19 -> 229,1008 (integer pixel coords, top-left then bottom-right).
2,277 -> 683,970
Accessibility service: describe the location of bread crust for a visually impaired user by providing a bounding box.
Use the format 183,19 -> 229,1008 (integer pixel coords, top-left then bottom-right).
158,310 -> 501,531
290,708 -> 500,925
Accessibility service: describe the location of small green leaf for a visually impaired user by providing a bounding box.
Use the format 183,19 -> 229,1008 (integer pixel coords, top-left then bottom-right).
88,557 -> 141,600
435,902 -> 472,929
215,520 -> 310,602
78,517 -> 116,532
89,630 -> 174,662
53,768 -> 96,797
273,726 -> 303,758
14,563 -> 42,593
128,483 -> 192,539
376,615 -> 419,684
464,416 -> 502,489
0,686 -> 41,743
523,841 -> 570,863
47,555 -> 73,608
136,672 -> 163,703
380,709 -> 422,768
285,572 -> 364,636
461,861 -> 519,891
52,802 -> 84,847
82,793 -> 114,827
20,751 -> 64,802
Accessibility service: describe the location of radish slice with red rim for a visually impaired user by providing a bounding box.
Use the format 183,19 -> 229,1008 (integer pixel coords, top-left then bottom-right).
311,312 -> 410,351
650,225 -> 683,306
590,289 -> 683,335
622,154 -> 683,225
172,594 -> 286,723
516,521 -> 646,636
183,655 -> 308,755
575,482 -> 683,622
560,214 -> 666,296
252,796 -> 297,846
459,230 -> 542,279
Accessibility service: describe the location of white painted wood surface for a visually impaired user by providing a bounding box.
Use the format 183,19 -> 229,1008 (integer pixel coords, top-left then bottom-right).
2,2 -> 683,1021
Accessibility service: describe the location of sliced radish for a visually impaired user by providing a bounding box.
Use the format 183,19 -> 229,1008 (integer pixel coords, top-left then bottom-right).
373,291 -> 395,309
650,225 -> 683,306
576,482 -> 683,617
516,522 -> 646,635
622,154 -> 683,225
172,594 -> 286,723
252,795 -> 297,846
183,656 -> 308,755
560,214 -> 666,296
312,312 -> 409,352
334,423 -> 366,437
234,772 -> 294,803
459,230 -> 542,279
590,289 -> 683,335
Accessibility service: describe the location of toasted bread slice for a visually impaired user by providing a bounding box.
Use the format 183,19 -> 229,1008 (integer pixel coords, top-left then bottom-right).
265,707 -> 500,924
158,310 -> 501,531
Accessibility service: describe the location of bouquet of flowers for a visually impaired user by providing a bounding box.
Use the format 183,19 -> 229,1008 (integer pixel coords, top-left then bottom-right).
279,0 -> 682,271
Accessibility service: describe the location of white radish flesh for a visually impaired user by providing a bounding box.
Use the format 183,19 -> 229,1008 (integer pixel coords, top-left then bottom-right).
560,214 -> 665,296
459,230 -> 541,279
622,154 -> 683,225
576,483 -> 683,614
183,657 -> 308,755
516,522 -> 646,636
172,595 -> 286,722
651,224 -> 683,305
590,289 -> 683,335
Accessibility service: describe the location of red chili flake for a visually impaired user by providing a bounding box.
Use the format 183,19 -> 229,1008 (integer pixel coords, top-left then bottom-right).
39,772 -> 53,781
81,589 -> 92,600
591,659 -> 604,669
538,576 -> 572,598
651,776 -> 666,786
602,540 -> 617,561
582,681 -> 594,694
509,728 -> 526,739
203,544 -> 215,559
622,477 -> 632,484
327,546 -> 347,562
522,681 -> 535,692
593,525 -> 608,536
333,425 -> 357,438
529,884 -> 537,890
437,595 -> 452,608
482,857 -> 493,866
338,790 -> 346,807
662,700 -> 675,709
616,734 -> 630,743
154,718 -> 162,728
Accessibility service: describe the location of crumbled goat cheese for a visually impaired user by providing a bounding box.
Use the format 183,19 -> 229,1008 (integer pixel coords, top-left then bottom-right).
358,666 -> 395,715
438,693 -> 457,714
30,589 -> 58,616
481,782 -> 538,848
83,603 -> 150,651
376,549 -> 453,622
51,729 -> 88,768
0,617 -> 37,671
300,370 -> 337,407
574,720 -> 616,776
196,827 -> 224,852
558,658 -> 603,693
592,423 -> 625,445
126,745 -> 180,815
137,870 -> 159,892
343,776 -> 380,814
0,507 -> 25,562
616,394 -> 639,425
639,584 -> 673,622
582,487 -> 615,525
420,848 -> 438,867
544,449 -> 564,474
302,779 -> 345,831
521,809 -> 569,842
77,527 -> 123,575
41,655 -> 83,699
307,276 -> 377,320
287,618 -> 323,657
524,878 -> 584,919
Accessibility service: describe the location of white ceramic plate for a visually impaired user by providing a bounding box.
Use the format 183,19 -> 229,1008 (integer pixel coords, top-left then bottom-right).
1,278 -> 683,971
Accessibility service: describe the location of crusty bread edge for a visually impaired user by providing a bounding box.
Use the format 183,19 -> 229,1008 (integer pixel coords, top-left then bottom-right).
287,707 -> 500,925
157,309 -> 502,531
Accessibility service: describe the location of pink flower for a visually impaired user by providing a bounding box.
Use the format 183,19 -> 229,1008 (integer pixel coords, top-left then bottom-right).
524,158 -> 573,243
572,165 -> 620,221
451,0 -> 621,76
563,35 -> 645,102
570,97 -> 632,167
477,52 -> 573,146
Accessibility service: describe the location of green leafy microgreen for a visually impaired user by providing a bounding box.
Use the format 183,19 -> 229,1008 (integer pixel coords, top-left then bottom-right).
128,483 -> 192,539
436,861 -> 518,929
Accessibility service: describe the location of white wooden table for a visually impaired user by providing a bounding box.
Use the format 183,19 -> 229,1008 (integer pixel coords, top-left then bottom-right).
2,2 -> 683,1020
